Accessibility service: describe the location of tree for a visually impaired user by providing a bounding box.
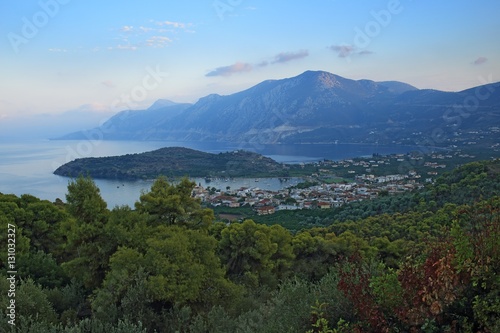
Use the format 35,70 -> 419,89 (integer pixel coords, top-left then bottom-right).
135,177 -> 214,229
292,230 -> 340,281
452,197 -> 500,331
218,219 -> 294,288
65,175 -> 108,225
93,225 -> 240,327
62,175 -> 110,289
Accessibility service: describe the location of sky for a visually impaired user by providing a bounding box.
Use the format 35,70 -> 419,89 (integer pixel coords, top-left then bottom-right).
1,0 -> 499,119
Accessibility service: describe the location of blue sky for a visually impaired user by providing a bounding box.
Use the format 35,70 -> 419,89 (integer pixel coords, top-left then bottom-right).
1,0 -> 499,117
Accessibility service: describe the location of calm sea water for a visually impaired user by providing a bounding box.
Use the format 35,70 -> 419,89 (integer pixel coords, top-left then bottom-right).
0,139 -> 422,207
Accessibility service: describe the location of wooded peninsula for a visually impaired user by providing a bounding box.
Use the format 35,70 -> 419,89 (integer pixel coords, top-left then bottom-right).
53,147 -> 293,179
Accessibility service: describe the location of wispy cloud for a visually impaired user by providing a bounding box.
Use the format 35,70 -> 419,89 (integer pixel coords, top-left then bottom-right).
272,50 -> 309,64
48,48 -> 68,53
206,49 -> 310,78
112,44 -> 138,51
101,80 -> 115,88
330,44 -> 373,58
358,50 -> 374,56
120,25 -> 134,32
139,26 -> 153,33
156,20 -> 189,29
206,62 -> 253,77
145,36 -> 172,48
473,56 -> 488,65
110,20 -> 193,51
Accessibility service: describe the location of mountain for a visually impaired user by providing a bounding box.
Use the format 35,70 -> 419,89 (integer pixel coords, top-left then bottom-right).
57,71 -> 500,146
59,100 -> 191,140
0,104 -> 115,140
53,147 -> 290,179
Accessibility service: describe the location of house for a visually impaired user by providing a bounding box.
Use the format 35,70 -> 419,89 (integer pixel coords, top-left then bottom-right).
255,206 -> 276,215
277,204 -> 300,211
317,201 -> 331,209
303,201 -> 315,209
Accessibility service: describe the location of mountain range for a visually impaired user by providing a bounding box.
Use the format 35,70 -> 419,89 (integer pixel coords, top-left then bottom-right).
57,70 -> 500,146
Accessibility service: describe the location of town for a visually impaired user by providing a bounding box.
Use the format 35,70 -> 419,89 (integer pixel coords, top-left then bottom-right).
192,149 -> 483,216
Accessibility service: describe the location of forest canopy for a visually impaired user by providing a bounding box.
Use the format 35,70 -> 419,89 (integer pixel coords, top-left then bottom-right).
1,160 -> 499,332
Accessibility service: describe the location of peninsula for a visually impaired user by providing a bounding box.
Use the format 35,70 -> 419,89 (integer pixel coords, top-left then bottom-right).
53,147 -> 291,180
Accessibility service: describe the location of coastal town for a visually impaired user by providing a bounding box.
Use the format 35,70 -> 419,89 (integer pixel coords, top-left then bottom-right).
192,150 -> 481,215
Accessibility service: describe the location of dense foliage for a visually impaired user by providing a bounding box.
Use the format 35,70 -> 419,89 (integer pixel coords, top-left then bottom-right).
1,160 -> 499,332
53,147 -> 292,180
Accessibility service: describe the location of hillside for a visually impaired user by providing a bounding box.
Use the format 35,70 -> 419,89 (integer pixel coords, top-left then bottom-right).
2,160 -> 499,332
53,147 -> 290,179
56,70 -> 500,146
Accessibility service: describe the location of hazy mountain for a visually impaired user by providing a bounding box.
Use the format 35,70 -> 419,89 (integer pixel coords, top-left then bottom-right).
0,104 -> 115,140
376,81 -> 418,94
56,71 -> 500,146
59,100 -> 191,140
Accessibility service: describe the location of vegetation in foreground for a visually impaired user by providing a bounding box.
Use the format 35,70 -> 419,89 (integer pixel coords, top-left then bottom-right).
1,160 -> 499,332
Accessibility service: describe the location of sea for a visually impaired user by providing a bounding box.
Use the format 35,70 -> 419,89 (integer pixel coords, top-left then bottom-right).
0,139 -> 424,208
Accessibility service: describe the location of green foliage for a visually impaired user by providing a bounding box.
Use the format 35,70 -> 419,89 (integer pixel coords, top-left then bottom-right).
17,251 -> 68,288
65,175 -> 108,225
451,197 -> 500,331
369,266 -> 403,314
135,177 -> 214,229
0,277 -> 58,330
1,160 -> 499,332
218,219 -> 295,288
144,225 -> 225,304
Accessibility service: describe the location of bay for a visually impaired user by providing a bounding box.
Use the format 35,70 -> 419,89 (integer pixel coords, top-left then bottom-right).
0,139 -> 424,207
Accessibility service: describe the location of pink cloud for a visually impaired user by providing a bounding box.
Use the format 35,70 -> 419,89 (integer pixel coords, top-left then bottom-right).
473,57 -> 488,65
206,62 -> 253,77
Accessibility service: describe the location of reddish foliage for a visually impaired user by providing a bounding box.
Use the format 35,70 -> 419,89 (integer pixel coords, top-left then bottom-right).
396,241 -> 468,328
337,254 -> 389,333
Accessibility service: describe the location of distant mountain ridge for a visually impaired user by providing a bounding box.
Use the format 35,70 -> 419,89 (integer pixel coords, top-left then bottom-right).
57,71 -> 500,146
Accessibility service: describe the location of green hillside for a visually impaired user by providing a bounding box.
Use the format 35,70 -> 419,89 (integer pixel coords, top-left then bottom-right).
1,160 -> 499,332
53,147 -> 291,180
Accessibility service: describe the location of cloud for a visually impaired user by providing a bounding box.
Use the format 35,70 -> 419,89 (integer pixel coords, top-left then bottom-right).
330,45 -> 355,58
101,80 -> 115,88
272,50 -> 309,64
145,36 -> 172,48
48,48 -> 68,52
109,20 -> 193,51
473,57 -> 488,65
120,25 -> 134,32
205,49 -> 309,78
358,50 -> 374,55
139,26 -> 153,33
206,62 -> 253,77
114,44 -> 138,51
156,20 -> 191,30
330,44 -> 372,58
